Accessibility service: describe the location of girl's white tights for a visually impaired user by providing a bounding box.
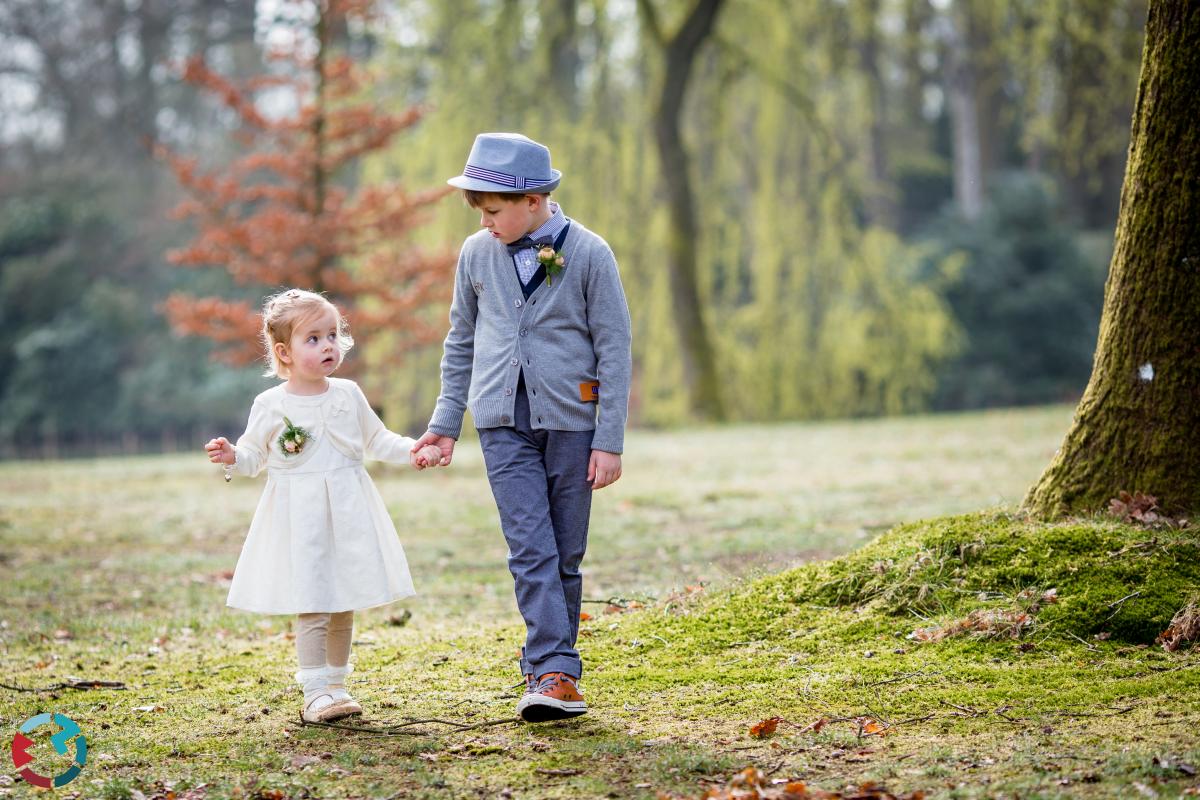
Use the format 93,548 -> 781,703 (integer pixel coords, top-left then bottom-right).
295,611 -> 354,670
295,614 -> 355,714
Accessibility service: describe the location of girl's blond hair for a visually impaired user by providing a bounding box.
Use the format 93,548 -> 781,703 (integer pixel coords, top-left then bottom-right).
260,289 -> 354,378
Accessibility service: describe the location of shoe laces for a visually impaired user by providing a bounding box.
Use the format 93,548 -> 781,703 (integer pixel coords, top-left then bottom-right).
533,672 -> 577,692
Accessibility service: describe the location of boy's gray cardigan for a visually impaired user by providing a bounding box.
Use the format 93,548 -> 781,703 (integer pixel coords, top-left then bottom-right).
428,220 -> 632,454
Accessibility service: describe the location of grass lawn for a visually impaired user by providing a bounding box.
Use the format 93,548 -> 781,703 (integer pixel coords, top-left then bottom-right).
2,405 -> 1197,799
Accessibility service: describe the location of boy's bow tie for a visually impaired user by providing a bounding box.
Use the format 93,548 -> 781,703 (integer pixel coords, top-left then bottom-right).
506,236 -> 554,256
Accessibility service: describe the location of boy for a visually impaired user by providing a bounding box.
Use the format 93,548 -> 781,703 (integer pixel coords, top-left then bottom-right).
412,132 -> 631,722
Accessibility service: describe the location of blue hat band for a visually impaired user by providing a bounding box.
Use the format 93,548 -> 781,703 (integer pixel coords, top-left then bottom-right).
463,164 -> 556,190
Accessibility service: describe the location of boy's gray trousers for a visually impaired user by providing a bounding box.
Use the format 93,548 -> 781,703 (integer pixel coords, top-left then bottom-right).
478,383 -> 594,679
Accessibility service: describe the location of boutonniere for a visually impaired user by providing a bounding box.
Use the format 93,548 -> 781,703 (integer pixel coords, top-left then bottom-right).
536,245 -> 567,285
278,416 -> 310,456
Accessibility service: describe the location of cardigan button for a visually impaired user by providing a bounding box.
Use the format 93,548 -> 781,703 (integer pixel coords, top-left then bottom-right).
514,299 -> 523,308
510,358 -> 519,366
519,328 -> 528,336
501,416 -> 510,424
504,387 -> 513,396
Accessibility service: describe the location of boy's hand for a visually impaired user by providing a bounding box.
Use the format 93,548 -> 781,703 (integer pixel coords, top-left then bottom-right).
412,431 -> 456,466
204,436 -> 236,465
588,449 -> 622,490
413,444 -> 443,470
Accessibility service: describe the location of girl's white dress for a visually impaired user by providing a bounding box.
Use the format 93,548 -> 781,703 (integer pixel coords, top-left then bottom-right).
225,378 -> 417,614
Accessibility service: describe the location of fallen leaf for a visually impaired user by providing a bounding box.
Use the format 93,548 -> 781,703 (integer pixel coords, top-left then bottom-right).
857,717 -> 888,736
909,607 -> 1034,642
579,612 -> 592,621
663,766 -> 928,799
133,704 -> 166,712
1156,601 -> 1200,652
749,717 -> 782,738
797,717 -> 828,734
1109,491 -> 1162,524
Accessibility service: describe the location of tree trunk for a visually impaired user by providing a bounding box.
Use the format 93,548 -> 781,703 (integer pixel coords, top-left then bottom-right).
542,0 -> 580,114
946,3 -> 985,220
855,0 -> 895,228
643,0 -> 727,421
311,5 -> 331,287
1024,0 -> 1200,518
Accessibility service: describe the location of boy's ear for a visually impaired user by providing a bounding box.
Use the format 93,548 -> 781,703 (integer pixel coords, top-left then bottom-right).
525,193 -> 543,212
274,341 -> 292,364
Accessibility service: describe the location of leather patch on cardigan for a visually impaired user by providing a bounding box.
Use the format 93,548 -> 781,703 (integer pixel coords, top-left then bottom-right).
579,381 -> 599,402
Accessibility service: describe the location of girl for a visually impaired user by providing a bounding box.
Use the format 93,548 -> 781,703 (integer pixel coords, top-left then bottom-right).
205,288 -> 442,723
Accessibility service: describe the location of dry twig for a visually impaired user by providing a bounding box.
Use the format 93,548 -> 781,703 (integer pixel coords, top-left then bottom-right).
295,714 -> 520,735
0,678 -> 127,692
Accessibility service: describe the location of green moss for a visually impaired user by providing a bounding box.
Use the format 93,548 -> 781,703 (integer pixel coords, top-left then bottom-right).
7,446 -> 1200,798
669,512 -> 1200,646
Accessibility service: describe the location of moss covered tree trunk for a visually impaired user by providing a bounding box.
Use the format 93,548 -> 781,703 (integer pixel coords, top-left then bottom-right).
1024,0 -> 1200,518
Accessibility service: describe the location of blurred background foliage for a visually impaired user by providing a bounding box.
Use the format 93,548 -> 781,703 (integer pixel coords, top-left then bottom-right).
0,0 -> 1140,456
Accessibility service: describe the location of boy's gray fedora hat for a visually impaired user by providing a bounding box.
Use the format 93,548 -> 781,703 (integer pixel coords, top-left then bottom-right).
447,133 -> 562,193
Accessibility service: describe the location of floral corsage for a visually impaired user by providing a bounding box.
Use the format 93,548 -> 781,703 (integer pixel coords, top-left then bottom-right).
536,245 -> 567,285
278,416 -> 310,456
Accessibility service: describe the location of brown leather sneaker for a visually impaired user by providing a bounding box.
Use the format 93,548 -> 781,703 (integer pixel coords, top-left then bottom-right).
516,672 -> 587,722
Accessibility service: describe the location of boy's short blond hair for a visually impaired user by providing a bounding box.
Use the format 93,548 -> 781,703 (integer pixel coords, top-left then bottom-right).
260,288 -> 354,378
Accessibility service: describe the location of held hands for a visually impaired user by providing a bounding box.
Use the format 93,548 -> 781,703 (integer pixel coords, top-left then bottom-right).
204,436 -> 236,465
412,444 -> 443,470
588,449 -> 622,490
411,431 -> 456,469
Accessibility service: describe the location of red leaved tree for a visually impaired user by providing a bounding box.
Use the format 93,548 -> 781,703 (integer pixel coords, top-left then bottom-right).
155,0 -> 452,367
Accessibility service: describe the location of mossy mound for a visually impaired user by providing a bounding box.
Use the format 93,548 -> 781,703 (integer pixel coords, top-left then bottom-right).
798,511 -> 1199,643
616,512 -> 1199,651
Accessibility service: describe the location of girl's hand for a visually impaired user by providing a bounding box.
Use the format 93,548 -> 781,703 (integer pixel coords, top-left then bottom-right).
412,431 -> 456,466
205,436 -> 236,465
413,444 -> 443,470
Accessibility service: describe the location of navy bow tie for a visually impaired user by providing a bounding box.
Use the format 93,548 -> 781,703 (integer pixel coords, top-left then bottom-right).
506,236 -> 554,257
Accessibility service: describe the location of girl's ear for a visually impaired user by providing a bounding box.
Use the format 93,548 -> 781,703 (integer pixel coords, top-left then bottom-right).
274,341 -> 291,365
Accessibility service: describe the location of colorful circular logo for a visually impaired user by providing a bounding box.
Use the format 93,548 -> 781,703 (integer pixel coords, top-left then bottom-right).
11,713 -> 87,788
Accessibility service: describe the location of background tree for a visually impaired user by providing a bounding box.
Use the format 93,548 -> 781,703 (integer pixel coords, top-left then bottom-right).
922,173 -> 1105,409
0,0 -> 263,456
1024,0 -> 1200,517
638,0 -> 727,422
0,0 -> 1154,453
157,0 -> 452,369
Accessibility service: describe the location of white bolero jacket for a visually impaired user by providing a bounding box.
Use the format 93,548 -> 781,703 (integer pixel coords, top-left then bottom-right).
232,378 -> 417,477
